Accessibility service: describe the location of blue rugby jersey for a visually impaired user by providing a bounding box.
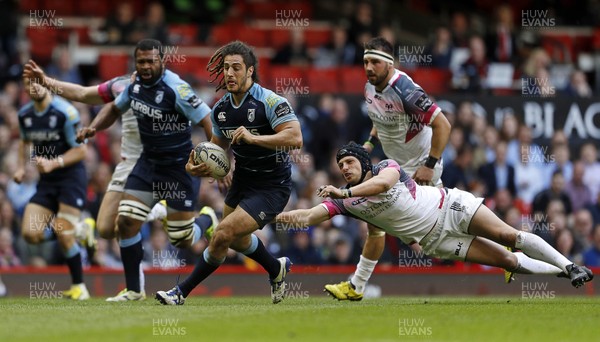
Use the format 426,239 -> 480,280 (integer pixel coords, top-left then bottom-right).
114,70 -> 211,164
211,83 -> 298,175
18,96 -> 83,180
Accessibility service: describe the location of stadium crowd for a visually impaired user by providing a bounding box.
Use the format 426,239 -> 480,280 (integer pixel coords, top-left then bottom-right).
1,0 -> 600,274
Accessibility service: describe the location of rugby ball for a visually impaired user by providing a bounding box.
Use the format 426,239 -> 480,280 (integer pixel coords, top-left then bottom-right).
193,142 -> 230,179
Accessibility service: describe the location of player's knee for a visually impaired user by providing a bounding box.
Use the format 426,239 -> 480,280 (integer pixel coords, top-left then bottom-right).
165,218 -> 194,248
97,224 -> 116,239
22,230 -> 42,244
211,227 -> 234,249
117,200 -> 150,233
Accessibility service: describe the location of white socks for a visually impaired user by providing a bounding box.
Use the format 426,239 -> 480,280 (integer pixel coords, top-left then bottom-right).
350,255 -> 378,293
514,232 -> 571,273
139,263 -> 145,294
513,252 -> 563,274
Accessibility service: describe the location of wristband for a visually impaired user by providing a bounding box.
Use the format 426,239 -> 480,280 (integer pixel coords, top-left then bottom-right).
342,188 -> 353,198
366,135 -> 380,147
424,156 -> 438,169
364,141 -> 375,149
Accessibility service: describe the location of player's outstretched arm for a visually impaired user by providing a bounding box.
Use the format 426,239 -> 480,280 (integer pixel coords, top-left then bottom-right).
275,205 -> 330,228
318,167 -> 400,200
23,60 -> 103,105
76,103 -> 122,143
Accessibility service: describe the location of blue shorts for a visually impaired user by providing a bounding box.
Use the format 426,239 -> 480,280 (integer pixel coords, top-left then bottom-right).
29,165 -> 87,212
225,171 -> 292,229
125,155 -> 199,211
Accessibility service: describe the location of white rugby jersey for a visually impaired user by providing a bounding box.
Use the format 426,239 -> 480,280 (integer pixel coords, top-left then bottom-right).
365,69 -> 442,177
322,159 -> 445,244
98,75 -> 142,160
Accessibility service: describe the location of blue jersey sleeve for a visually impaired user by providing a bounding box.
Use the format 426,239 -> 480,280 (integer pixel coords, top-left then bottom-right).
210,98 -> 226,139
54,98 -> 81,147
263,92 -> 298,129
114,85 -> 132,112
17,105 -> 31,140
171,80 -> 211,125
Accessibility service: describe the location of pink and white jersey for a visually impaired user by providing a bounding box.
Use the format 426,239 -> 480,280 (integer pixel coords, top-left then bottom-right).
98,75 -> 141,161
365,69 -> 443,179
322,159 -> 445,244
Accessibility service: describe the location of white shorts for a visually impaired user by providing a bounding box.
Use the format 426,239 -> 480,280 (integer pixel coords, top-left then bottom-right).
107,158 -> 138,192
420,188 -> 484,260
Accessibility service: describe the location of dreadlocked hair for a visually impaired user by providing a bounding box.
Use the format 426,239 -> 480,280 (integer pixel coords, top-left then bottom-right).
207,41 -> 260,92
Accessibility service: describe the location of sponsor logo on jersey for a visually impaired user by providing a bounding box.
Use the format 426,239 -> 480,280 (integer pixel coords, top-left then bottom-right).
131,99 -> 163,119
218,112 -> 226,122
26,130 -> 60,141
351,197 -> 367,205
247,109 -> 255,122
49,115 -> 57,128
274,102 -> 291,117
176,84 -> 192,99
385,103 -> 394,112
155,90 -> 164,104
259,211 -> 266,220
133,84 -> 140,93
221,128 -> 259,139
187,95 -> 202,108
366,97 -> 373,104
24,117 -> 32,127
265,93 -> 280,108
414,93 -> 433,112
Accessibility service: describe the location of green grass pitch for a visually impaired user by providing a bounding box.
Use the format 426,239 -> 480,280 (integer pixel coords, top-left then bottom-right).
1,296 -> 598,341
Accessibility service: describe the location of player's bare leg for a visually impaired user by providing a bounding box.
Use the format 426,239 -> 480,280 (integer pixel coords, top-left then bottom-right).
21,203 -> 54,244
467,205 -> 592,287
96,190 -> 122,239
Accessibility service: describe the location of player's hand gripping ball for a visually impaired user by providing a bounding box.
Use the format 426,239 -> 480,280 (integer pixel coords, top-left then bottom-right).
193,142 -> 231,179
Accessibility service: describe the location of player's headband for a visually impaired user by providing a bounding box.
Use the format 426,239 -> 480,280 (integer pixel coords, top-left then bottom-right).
363,49 -> 394,64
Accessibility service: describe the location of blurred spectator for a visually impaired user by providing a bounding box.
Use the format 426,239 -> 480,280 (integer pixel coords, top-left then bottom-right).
347,2 -> 379,44
521,48 -> 551,78
481,125 -> 499,163
582,225 -> 600,266
563,70 -> 592,98
514,144 -> 546,206
572,209 -> 594,254
0,0 -> 19,88
453,36 -> 489,92
271,29 -> 311,66
426,26 -> 453,68
450,11 -> 471,48
94,239 -> 122,268
307,94 -> 336,170
140,2 -> 169,44
532,170 -> 572,216
327,235 -> 355,265
285,231 -> 324,265
580,142 -> 600,201
441,126 -> 464,163
545,144 -> 573,185
585,192 -> 600,227
0,228 -> 20,267
506,125 -> 545,169
45,46 -> 83,86
485,4 -> 517,63
478,140 -> 516,198
565,161 -> 593,212
313,24 -> 356,68
101,2 -> 143,45
441,144 -> 474,190
144,224 -> 182,269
